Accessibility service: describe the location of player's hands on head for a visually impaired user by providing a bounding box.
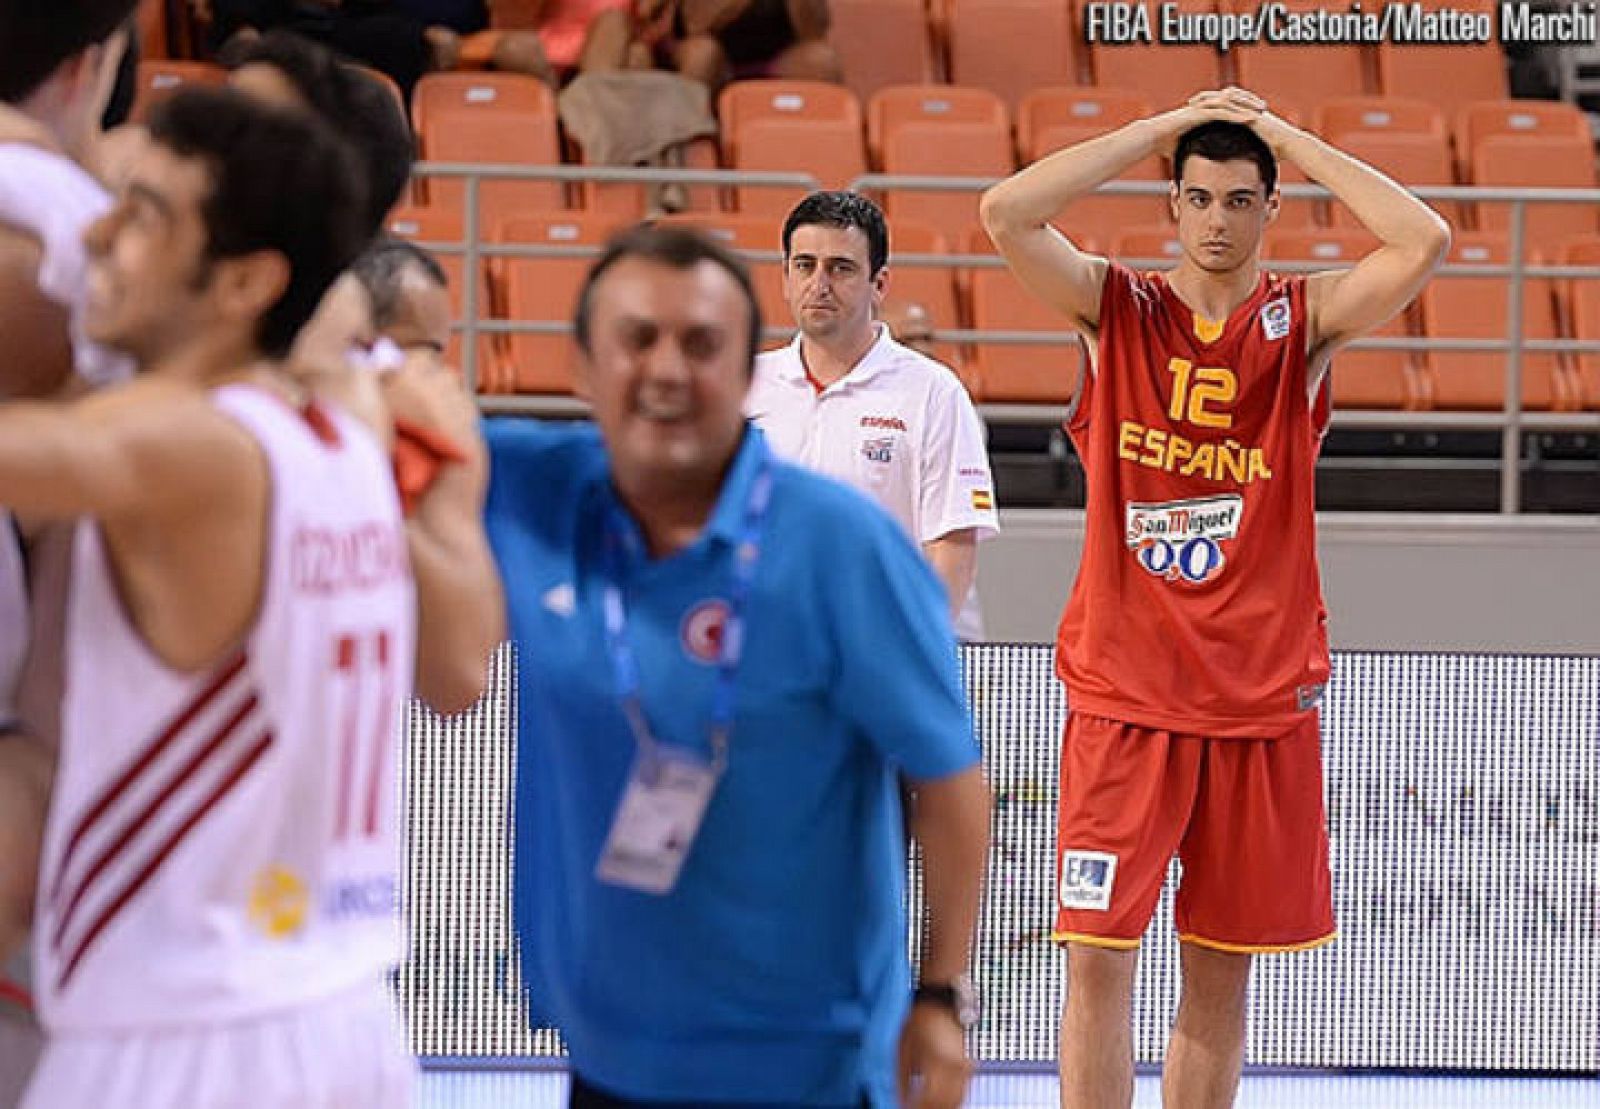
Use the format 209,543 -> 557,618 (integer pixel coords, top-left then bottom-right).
1149,86 -> 1260,156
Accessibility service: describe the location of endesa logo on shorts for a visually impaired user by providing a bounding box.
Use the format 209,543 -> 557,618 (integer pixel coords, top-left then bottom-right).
1060,850 -> 1118,912
1125,494 -> 1244,586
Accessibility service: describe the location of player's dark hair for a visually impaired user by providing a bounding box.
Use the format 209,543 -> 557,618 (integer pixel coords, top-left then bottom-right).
222,30 -> 414,238
574,225 -> 763,373
148,86 -> 370,359
782,190 -> 889,276
0,0 -> 139,104
1174,121 -> 1278,196
352,237 -> 448,330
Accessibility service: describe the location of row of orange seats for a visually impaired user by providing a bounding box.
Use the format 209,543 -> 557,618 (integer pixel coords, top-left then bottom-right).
384,203 -> 1600,412
829,0 -> 1508,120
400,71 -> 1600,253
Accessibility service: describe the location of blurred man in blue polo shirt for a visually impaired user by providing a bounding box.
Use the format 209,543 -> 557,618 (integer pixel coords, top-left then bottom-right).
484,225 -> 992,1108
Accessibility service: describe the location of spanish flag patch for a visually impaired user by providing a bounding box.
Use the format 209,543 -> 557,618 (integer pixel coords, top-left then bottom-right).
971,489 -> 994,510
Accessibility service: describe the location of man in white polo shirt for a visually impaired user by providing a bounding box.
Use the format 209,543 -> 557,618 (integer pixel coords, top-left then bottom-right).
745,191 -> 998,639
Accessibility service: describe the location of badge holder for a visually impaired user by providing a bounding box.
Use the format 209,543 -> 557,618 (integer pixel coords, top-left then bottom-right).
596,744 -> 721,896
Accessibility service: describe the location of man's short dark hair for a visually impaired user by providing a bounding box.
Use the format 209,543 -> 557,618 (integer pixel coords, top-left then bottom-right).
222,31 -> 414,238
1173,122 -> 1278,195
148,86 -> 370,360
781,190 -> 889,276
0,0 -> 138,104
351,237 -> 448,330
575,225 -> 763,372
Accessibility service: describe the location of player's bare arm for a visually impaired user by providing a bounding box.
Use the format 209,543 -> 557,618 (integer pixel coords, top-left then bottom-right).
979,94 -> 1258,340
0,380 -> 270,672
0,229 -> 75,401
922,530 -> 977,621
1234,90 -> 1451,376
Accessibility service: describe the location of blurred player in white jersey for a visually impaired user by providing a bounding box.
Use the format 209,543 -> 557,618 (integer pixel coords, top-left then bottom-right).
0,8 -> 139,1097
0,86 -> 415,1107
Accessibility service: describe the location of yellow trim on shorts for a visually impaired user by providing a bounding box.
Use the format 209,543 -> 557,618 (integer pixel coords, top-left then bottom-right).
1178,931 -> 1338,955
1050,930 -> 1141,950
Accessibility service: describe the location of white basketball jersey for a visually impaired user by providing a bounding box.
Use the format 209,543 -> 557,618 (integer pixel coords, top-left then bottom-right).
0,142 -> 132,387
34,384 -> 416,1033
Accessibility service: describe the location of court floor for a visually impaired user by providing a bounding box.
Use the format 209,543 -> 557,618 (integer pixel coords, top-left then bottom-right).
419,1066 -> 1600,1108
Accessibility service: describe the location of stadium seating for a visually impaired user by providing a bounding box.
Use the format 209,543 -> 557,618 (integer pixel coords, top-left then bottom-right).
410,74 -> 564,218
719,81 -> 866,216
1019,88 -> 1167,236
1471,134 -> 1600,255
869,86 -> 1013,231
1376,0 -> 1507,115
962,227 -> 1087,403
1453,98 -> 1591,182
1229,0 -> 1370,110
1329,132 -> 1461,233
492,211 -> 619,395
881,220 -> 967,379
1420,233 -> 1570,411
943,0 -> 1079,111
1556,236 -> 1600,410
827,0 -> 938,104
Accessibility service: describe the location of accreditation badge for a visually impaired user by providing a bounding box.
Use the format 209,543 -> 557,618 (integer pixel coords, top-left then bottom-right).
595,746 -> 720,895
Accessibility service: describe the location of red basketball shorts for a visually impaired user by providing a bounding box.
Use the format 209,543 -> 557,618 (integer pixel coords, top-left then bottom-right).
1052,710 -> 1336,953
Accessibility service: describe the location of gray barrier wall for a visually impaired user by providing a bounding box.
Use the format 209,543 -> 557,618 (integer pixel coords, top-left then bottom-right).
980,511 -> 1600,653
398,645 -> 1600,1071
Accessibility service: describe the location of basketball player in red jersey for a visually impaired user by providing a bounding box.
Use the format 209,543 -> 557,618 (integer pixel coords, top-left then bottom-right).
981,87 -> 1450,1108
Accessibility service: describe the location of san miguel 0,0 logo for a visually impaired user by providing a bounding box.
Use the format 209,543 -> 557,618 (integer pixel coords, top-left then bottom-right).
1125,494 -> 1244,586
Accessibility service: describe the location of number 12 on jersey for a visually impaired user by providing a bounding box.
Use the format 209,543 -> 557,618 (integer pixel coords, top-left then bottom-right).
1167,359 -> 1237,430
333,629 -> 398,843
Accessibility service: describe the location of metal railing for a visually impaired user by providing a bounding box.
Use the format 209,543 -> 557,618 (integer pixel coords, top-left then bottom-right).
409,164 -> 1600,513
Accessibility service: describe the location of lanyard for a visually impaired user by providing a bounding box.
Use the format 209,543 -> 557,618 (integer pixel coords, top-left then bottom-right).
600,447 -> 774,775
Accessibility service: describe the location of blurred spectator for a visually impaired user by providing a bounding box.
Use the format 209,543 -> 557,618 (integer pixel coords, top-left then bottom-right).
639,0 -> 841,89
352,237 -> 453,356
882,299 -> 937,360
482,0 -> 634,84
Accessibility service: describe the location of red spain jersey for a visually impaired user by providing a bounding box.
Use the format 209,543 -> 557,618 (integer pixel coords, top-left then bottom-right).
1056,263 -> 1332,738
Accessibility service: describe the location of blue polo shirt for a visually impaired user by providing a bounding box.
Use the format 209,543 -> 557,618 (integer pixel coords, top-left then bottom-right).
484,419 -> 980,1106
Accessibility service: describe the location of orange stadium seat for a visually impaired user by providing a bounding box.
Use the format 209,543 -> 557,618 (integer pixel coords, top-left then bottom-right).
827,0 -> 937,104
963,227 -> 1088,403
1376,0 -> 1507,115
1454,98 -> 1590,180
1421,234 -> 1569,411
870,86 -> 1012,233
1329,132 -> 1462,233
1471,134 -> 1600,256
944,0 -> 1078,112
867,84 -> 1009,167
131,61 -> 225,123
1085,0 -> 1223,112
383,207 -> 498,389
1555,237 -> 1600,410
1230,0 -> 1370,109
422,109 -> 565,230
719,81 -> 866,216
881,121 -> 1013,234
1017,87 -> 1151,154
1265,229 -> 1423,409
655,213 -> 791,347
492,211 -> 619,396
881,221 -> 967,380
1314,95 -> 1447,143
410,73 -> 563,216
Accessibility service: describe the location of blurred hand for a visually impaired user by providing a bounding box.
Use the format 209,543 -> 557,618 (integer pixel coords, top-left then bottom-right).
897,1004 -> 972,1109
381,353 -> 485,470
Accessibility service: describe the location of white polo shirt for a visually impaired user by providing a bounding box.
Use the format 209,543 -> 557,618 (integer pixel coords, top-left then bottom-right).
746,326 -> 999,638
